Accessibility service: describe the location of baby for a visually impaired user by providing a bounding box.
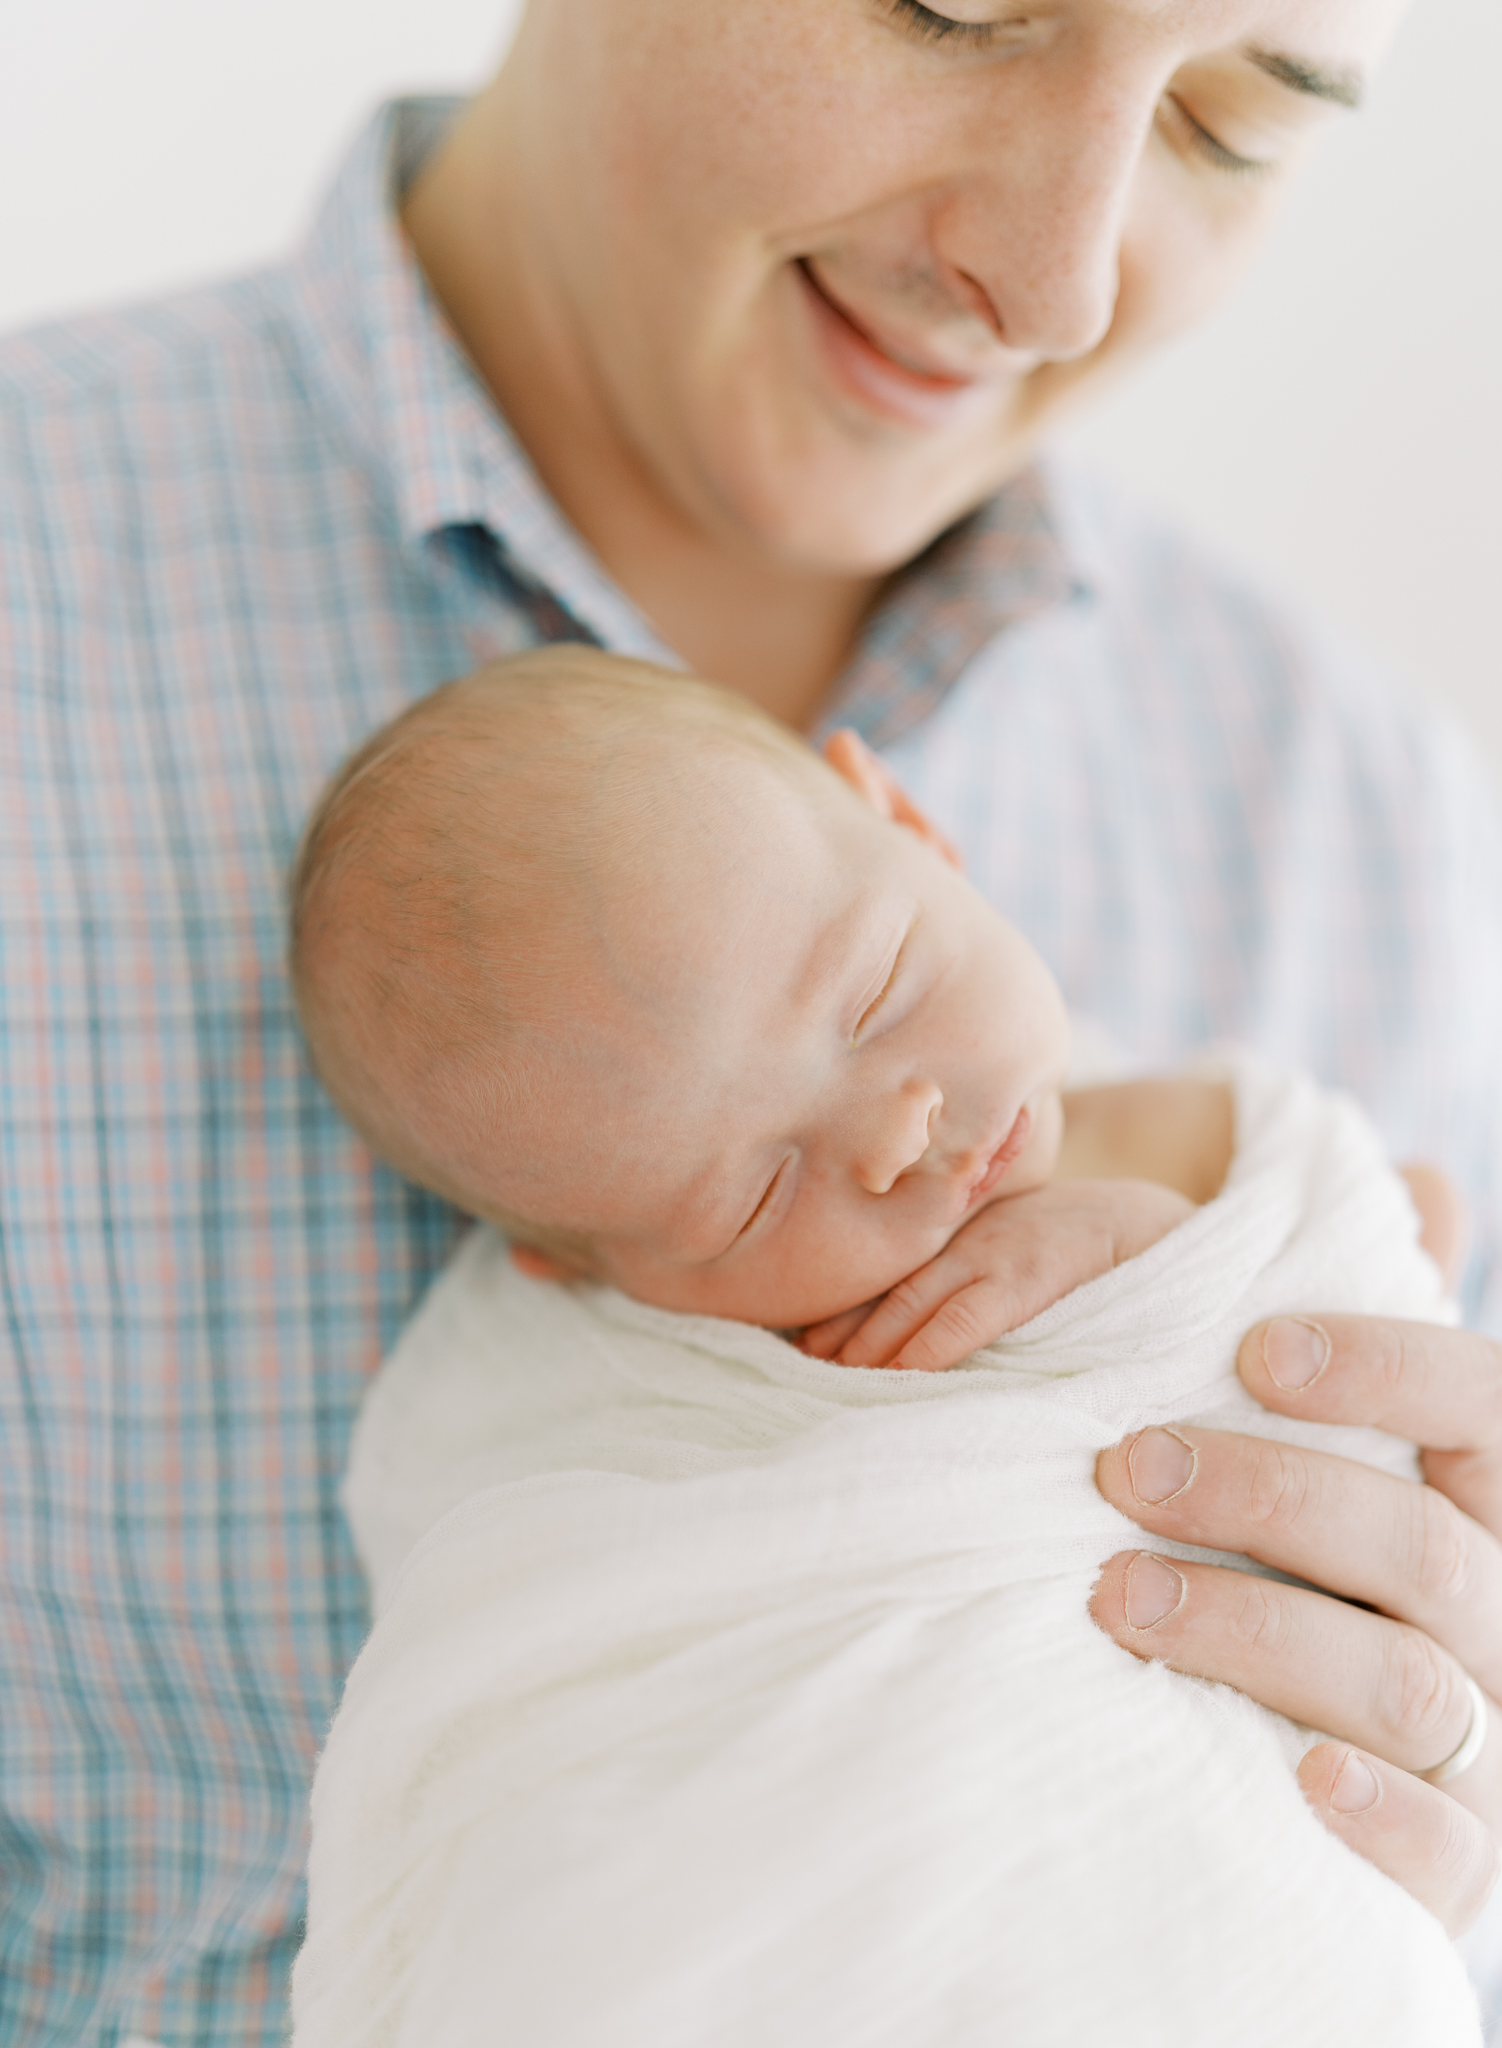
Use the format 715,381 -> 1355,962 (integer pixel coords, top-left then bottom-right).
288,647 -> 1479,2048
293,645 -> 1450,1360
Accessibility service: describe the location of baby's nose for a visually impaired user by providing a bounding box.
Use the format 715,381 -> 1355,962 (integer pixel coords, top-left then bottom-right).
854,1079 -> 942,1196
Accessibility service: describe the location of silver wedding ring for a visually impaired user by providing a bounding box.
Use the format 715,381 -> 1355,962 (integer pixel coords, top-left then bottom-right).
1425,1676 -> 1490,1786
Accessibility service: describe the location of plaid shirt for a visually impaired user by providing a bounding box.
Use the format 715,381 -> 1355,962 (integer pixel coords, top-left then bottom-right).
4,98 -> 1502,2048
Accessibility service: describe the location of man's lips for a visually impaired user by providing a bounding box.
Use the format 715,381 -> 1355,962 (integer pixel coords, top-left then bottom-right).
794,259 -> 1005,430
960,1104 -> 1034,1212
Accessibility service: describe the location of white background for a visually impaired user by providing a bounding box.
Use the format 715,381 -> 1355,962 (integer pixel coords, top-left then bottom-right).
3,0 -> 1498,780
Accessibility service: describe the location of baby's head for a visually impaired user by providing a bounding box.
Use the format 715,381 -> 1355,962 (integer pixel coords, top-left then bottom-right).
290,648 -> 1070,1327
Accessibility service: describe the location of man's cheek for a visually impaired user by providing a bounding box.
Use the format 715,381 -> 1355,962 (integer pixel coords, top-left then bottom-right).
1115,174 -> 1283,354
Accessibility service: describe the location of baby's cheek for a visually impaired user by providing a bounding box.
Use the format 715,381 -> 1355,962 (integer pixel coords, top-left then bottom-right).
756,1215 -> 924,1331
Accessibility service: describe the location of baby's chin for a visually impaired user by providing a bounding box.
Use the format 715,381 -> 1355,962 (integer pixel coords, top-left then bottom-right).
599,1227 -> 968,1342
583,1239 -> 928,1340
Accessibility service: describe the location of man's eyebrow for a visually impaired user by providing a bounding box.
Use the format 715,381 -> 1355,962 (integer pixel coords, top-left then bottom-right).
1246,46 -> 1364,111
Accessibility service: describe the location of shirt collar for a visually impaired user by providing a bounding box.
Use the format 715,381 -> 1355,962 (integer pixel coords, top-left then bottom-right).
284,97 -> 675,660
284,96 -> 1093,734
815,466 -> 1090,750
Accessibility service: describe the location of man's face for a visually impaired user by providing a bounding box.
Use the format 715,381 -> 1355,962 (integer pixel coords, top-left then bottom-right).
465,746 -> 1072,1330
499,0 -> 1405,574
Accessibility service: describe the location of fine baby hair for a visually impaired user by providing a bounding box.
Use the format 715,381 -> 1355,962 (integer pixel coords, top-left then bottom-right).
288,644 -> 843,1259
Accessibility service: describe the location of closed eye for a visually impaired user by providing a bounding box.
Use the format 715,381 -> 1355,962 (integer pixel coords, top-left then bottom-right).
889,0 -> 1000,45
887,0 -> 1035,49
1162,94 -> 1268,177
854,968 -> 897,1040
853,931 -> 910,1043
732,1155 -> 792,1245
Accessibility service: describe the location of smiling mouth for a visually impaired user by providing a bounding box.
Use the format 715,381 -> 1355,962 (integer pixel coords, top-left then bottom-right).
795,259 -> 1001,429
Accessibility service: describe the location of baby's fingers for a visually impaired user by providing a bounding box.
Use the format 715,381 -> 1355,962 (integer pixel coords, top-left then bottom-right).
832,1265 -> 960,1369
797,1301 -> 879,1360
839,1262 -> 1041,1372
885,1279 -> 1025,1373
837,1237 -> 1076,1370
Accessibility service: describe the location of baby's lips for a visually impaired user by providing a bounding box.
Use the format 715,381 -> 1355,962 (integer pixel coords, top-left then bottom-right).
960,1103 -> 1032,1210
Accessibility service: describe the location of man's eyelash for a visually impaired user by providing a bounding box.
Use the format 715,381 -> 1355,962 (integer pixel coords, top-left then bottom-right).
890,8 -> 1268,181
888,0 -> 1003,48
1165,97 -> 1268,178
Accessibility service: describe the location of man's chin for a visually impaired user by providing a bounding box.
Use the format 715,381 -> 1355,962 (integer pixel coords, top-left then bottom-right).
695,381 -> 1038,576
750,464 -> 1024,578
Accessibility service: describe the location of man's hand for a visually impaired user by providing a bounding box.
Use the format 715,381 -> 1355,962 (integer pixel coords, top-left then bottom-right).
798,1178 -> 1193,1372
1090,1312 -> 1502,1934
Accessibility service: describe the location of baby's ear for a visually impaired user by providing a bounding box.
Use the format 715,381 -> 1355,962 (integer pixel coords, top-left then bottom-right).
821,729 -> 963,871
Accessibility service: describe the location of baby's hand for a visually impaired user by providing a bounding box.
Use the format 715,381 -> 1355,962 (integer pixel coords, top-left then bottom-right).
798,1179 -> 1194,1373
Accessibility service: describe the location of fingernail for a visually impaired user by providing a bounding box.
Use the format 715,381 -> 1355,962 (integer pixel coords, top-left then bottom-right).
1261,1317 -> 1331,1392
1123,1553 -> 1186,1631
1329,1750 -> 1381,1815
1126,1427 -> 1197,1506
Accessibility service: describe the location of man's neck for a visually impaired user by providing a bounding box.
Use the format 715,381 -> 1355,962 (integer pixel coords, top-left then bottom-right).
400,93 -> 882,731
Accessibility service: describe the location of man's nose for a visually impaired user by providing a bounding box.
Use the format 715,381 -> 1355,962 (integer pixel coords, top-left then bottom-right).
854,1077 -> 943,1196
940,47 -> 1158,362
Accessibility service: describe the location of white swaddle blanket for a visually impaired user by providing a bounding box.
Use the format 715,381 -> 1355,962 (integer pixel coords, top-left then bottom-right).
292,1053 -> 1481,2046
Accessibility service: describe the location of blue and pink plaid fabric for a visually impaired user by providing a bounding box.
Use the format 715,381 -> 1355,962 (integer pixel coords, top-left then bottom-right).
4,97 -> 1502,2047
